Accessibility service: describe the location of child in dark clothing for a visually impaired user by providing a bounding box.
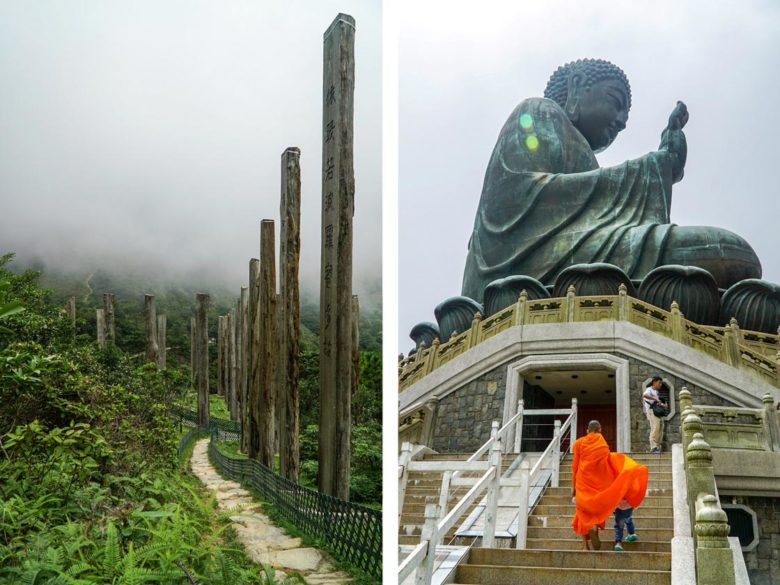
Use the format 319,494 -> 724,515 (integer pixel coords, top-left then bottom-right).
614,499 -> 639,551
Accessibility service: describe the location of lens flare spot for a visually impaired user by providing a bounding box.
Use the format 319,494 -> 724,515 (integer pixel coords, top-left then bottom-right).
519,113 -> 534,131
525,135 -> 539,151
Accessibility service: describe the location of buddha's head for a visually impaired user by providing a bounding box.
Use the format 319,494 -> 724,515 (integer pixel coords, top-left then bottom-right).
544,59 -> 631,152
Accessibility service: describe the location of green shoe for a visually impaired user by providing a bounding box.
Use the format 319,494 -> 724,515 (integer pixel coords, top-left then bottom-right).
625,534 -> 638,542
614,544 -> 624,551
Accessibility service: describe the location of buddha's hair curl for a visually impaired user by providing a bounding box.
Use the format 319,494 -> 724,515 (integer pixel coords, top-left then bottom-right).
544,59 -> 632,111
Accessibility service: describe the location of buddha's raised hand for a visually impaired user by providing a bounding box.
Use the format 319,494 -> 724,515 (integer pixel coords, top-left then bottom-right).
660,101 -> 688,183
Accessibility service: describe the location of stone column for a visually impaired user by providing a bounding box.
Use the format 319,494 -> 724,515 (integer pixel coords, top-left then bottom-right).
279,147 -> 301,481
247,258 -> 261,459
157,314 -> 166,369
239,285 -> 250,452
144,294 -> 159,364
66,296 -> 76,327
103,293 -> 116,344
259,221 -> 278,468
319,12 -> 355,500
96,308 -> 106,347
195,293 -> 210,426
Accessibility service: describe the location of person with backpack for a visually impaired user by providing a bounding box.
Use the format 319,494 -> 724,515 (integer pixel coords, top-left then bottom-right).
643,377 -> 668,453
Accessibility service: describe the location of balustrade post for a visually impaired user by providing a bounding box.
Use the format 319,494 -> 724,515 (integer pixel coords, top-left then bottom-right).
415,341 -> 426,364
437,470 -> 452,518
570,397 -> 578,450
513,399 -> 524,453
682,407 -> 703,457
617,283 -> 629,320
469,311 -> 482,348
722,318 -> 741,368
695,494 -> 735,585
482,433 -> 503,548
512,290 -> 528,327
565,285 -> 576,322
670,301 -> 684,343
416,498 -> 440,585
762,392 -> 780,452
514,459 -> 530,549
776,350 -> 780,386
398,441 -> 413,519
552,419 -> 561,488
424,338 -> 440,374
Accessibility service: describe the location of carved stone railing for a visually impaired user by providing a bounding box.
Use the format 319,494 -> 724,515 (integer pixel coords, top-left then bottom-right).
399,285 -> 780,390
398,396 -> 439,448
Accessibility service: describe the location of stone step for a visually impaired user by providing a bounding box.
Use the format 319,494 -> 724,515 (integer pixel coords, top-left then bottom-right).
543,486 -> 673,497
558,472 -> 673,483
527,526 -> 673,541
455,563 -> 670,584
525,537 -> 671,553
538,495 -> 672,507
467,548 -> 671,571
528,514 -> 674,529
531,504 -> 673,517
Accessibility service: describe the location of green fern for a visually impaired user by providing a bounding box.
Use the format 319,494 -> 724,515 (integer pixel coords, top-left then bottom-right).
102,522 -> 120,582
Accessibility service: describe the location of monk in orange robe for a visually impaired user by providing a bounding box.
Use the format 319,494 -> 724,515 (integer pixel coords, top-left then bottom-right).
571,420 -> 648,550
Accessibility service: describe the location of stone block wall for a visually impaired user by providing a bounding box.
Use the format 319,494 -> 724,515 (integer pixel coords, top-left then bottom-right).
623,354 -> 739,453
432,362 -> 507,452
728,496 -> 780,585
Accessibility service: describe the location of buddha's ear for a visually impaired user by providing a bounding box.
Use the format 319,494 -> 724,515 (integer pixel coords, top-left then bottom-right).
564,71 -> 586,123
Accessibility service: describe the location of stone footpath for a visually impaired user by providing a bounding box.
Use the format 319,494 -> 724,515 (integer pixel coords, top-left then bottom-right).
190,439 -> 351,584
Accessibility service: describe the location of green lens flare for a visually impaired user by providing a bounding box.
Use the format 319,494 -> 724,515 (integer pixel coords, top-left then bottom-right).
519,113 -> 534,131
526,135 -> 539,151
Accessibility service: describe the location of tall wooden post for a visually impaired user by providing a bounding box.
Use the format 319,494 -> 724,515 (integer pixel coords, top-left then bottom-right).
275,293 -> 282,458
228,308 -> 237,421
351,294 -> 360,408
217,315 -> 225,397
259,220 -> 278,469
157,314 -> 166,369
103,293 -> 116,344
66,296 -> 76,328
190,317 -> 196,386
247,259 -> 261,459
144,294 -> 159,364
239,286 -> 249,451
280,147 -> 301,482
96,308 -> 106,347
195,293 -> 210,426
319,13 -> 355,499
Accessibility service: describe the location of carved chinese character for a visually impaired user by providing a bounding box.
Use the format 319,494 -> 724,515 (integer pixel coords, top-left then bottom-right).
325,191 -> 334,211
324,224 -> 334,248
325,120 -> 335,143
326,84 -> 336,106
324,156 -> 334,181
324,262 -> 333,289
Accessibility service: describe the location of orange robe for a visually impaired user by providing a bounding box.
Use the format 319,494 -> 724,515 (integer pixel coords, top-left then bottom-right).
571,432 -> 648,535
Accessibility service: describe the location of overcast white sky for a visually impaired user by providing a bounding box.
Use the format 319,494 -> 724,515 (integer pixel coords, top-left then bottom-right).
399,0 -> 780,351
0,1 -> 381,303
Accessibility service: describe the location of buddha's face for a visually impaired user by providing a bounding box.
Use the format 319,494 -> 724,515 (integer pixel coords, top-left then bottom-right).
571,78 -> 630,152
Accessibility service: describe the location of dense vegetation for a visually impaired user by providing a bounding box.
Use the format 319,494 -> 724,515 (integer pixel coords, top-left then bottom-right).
0,254 -> 382,583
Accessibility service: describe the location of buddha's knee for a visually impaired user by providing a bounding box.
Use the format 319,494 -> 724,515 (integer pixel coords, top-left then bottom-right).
661,226 -> 762,288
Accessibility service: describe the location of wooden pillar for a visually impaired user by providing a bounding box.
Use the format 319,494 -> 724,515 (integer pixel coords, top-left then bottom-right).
319,13 -> 355,499
259,220 -> 278,469
157,314 -> 166,369
190,317 -> 196,387
275,293 -> 282,461
229,308 -> 238,421
144,294 -> 159,364
103,293 -> 116,344
217,315 -> 225,397
96,308 -> 106,347
280,147 -> 301,482
66,296 -> 76,327
239,285 -> 250,451
195,293 -> 210,426
247,258 -> 261,459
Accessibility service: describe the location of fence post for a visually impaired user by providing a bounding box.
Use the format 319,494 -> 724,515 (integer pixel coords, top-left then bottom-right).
416,498 -> 440,585
552,419 -> 561,488
399,441 -> 412,519
570,397 -> 578,450
515,458 -> 530,549
513,399 -> 524,453
482,423 -> 502,548
438,470 -> 452,518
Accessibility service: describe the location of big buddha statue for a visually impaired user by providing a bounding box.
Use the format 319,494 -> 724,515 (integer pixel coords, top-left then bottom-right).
461,58 -> 762,303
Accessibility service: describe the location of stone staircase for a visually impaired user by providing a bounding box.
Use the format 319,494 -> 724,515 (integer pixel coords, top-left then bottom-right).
399,452 -> 515,546
452,452 -> 674,584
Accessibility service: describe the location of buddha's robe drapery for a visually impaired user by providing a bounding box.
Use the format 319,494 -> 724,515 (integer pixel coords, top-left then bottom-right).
462,97 -> 677,302
570,432 -> 648,536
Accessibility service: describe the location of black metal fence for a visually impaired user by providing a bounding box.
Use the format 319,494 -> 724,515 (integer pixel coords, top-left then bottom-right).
173,407 -> 382,579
